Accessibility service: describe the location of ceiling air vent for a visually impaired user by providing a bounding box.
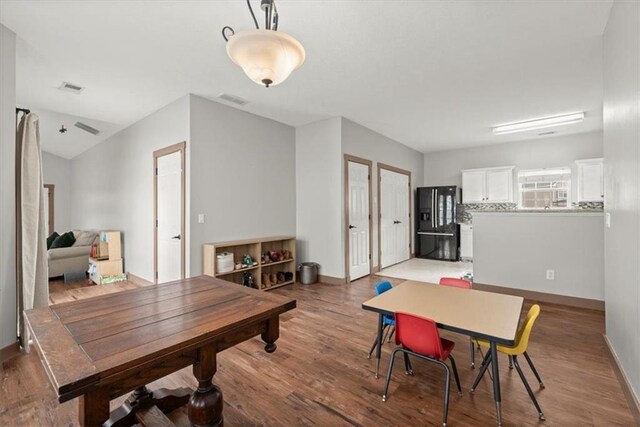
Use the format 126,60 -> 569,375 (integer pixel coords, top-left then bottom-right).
538,131 -> 556,136
74,122 -> 100,135
58,81 -> 85,94
216,93 -> 249,106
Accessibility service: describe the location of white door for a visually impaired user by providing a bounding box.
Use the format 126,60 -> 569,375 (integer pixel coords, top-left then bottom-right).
157,151 -> 182,283
485,168 -> 513,202
347,161 -> 370,280
380,169 -> 411,268
462,170 -> 486,203
394,172 -> 410,263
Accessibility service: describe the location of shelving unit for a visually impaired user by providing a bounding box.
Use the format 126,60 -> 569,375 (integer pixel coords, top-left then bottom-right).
203,236 -> 296,291
88,231 -> 124,285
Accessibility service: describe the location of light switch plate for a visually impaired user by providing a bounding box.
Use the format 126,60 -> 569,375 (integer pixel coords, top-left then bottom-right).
605,212 -> 611,228
198,214 -> 205,224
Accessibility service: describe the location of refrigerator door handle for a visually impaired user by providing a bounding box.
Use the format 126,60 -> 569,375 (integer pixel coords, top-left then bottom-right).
434,188 -> 438,227
431,189 -> 435,228
418,232 -> 455,236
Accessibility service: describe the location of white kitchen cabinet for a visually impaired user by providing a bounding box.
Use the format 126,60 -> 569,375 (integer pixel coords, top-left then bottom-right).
461,170 -> 485,203
576,158 -> 604,202
460,224 -> 473,260
461,166 -> 514,203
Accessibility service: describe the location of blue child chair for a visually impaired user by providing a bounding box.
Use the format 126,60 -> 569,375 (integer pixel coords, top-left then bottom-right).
367,280 -> 395,359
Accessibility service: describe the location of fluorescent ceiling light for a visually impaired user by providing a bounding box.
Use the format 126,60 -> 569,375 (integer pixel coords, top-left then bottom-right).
493,112 -> 584,135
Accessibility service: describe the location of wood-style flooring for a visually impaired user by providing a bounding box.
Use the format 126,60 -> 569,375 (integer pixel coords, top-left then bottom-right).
1,276 -> 636,426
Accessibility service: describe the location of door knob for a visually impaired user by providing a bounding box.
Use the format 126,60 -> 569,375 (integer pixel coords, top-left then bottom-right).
348,225 -> 356,229
171,234 -> 181,240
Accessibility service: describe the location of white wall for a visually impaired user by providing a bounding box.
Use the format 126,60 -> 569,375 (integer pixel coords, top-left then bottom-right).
0,24 -> 17,349
189,95 -> 296,276
42,151 -> 72,233
296,118 -> 344,278
71,95 -> 190,282
473,212 -> 604,300
603,0 -> 640,403
424,131 -> 603,201
341,118 -> 424,267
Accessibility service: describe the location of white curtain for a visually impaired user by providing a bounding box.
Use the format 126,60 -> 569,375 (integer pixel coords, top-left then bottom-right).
16,112 -> 48,351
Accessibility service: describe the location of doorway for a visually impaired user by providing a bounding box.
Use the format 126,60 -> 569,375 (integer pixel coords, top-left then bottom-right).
344,154 -> 373,282
43,184 -> 54,235
153,142 -> 186,284
378,163 -> 411,269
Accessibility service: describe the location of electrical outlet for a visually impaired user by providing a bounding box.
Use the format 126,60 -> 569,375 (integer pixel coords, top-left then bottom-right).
546,270 -> 555,280
198,214 -> 205,224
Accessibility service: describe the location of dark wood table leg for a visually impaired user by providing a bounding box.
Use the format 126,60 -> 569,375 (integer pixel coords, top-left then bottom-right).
262,316 -> 279,353
188,344 -> 223,427
375,314 -> 384,378
490,341 -> 503,426
105,386 -> 192,427
79,388 -> 110,427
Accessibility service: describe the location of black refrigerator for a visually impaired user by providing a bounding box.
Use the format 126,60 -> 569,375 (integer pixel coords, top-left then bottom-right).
416,186 -> 459,261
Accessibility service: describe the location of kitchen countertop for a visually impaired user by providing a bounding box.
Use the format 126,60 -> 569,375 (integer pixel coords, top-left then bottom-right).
469,209 -> 603,215
457,209 -> 604,224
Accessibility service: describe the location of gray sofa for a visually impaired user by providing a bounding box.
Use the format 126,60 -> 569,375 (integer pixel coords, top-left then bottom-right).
48,230 -> 98,278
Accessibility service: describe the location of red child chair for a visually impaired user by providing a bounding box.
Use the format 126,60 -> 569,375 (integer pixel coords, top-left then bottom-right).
382,312 -> 462,427
439,277 -> 477,368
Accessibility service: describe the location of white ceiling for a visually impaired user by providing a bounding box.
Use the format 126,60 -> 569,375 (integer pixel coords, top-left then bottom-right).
1,1 -> 612,155
29,108 -> 121,159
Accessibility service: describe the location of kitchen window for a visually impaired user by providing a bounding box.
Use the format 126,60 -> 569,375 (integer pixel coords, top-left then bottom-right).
518,167 -> 571,209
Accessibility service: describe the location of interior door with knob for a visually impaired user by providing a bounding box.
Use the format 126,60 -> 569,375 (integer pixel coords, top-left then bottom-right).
347,161 -> 371,280
380,167 -> 411,269
155,143 -> 185,284
394,172 -> 410,263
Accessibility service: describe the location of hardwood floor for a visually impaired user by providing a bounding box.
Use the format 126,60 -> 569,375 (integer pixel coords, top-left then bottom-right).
1,276 -> 636,426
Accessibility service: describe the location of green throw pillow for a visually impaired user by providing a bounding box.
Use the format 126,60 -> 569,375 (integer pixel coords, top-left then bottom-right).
46,232 -> 59,250
50,231 -> 76,249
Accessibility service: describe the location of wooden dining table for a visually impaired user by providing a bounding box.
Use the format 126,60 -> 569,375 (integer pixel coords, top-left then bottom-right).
24,275 -> 296,427
362,280 -> 524,426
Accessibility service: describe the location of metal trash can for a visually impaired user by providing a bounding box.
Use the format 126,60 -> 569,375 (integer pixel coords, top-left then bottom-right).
298,262 -> 319,285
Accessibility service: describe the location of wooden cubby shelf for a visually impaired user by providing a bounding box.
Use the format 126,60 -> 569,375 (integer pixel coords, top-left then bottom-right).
215,265 -> 259,277
261,258 -> 295,267
203,236 -> 296,291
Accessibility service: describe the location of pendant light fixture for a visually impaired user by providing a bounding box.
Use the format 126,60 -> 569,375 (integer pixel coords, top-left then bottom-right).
222,0 -> 305,88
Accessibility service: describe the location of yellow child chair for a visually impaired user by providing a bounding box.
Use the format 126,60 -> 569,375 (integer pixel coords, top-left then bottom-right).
470,304 -> 545,421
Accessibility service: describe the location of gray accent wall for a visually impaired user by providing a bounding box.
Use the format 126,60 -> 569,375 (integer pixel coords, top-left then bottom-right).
188,95 -> 296,276
42,151 -> 72,233
603,0 -> 640,403
295,118 -> 344,278
341,118 -> 424,268
0,24 -> 16,349
295,117 -> 424,279
71,95 -> 190,282
473,212 -> 604,300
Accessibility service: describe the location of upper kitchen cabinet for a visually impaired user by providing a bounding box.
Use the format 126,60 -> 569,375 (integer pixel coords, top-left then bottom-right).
461,166 -> 514,203
575,158 -> 604,202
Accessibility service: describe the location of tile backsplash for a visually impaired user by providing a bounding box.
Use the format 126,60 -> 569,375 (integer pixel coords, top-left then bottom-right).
572,201 -> 604,210
457,203 -> 517,223
457,201 -> 604,223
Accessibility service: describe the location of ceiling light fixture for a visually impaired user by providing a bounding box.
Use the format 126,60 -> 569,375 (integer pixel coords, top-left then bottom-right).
492,112 -> 585,135
222,0 -> 305,88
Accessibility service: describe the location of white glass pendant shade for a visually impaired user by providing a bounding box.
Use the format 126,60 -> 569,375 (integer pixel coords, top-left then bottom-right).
226,29 -> 305,87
